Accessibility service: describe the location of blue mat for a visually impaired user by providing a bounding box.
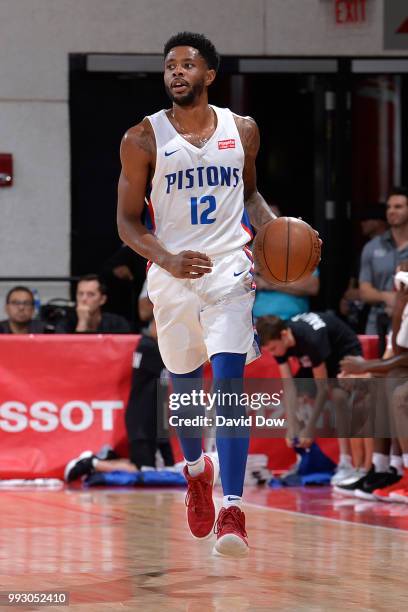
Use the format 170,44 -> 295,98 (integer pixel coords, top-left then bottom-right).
268,442 -> 336,488
85,470 -> 187,487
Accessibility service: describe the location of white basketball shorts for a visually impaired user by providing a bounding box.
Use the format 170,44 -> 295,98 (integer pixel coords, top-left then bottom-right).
147,248 -> 260,374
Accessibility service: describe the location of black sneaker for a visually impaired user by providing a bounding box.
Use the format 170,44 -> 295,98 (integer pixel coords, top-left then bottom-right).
334,470 -> 370,497
64,451 -> 95,483
95,445 -> 119,461
354,466 -> 401,500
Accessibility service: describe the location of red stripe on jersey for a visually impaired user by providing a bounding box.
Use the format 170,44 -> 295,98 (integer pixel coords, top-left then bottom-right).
241,222 -> 253,240
147,197 -> 156,231
243,246 -> 254,263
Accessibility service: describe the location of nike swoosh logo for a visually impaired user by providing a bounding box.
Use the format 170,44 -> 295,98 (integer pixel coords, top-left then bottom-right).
165,149 -> 181,157
227,496 -> 240,501
233,270 -> 246,277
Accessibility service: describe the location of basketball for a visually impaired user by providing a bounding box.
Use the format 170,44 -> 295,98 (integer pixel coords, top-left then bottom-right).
253,217 -> 321,284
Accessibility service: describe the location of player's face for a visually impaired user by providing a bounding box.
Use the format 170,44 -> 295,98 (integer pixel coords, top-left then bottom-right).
164,46 -> 214,106
76,280 -> 106,314
386,195 -> 408,227
264,338 -> 287,357
5,290 -> 34,324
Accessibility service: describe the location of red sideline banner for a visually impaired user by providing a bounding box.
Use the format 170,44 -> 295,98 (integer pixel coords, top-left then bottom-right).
0,335 -> 140,479
0,335 -> 379,478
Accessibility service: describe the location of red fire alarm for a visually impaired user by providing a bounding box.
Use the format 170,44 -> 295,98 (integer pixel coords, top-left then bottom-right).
0,153 -> 13,187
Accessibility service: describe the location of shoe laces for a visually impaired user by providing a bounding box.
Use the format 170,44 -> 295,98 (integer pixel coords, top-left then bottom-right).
185,478 -> 208,513
214,507 -> 247,537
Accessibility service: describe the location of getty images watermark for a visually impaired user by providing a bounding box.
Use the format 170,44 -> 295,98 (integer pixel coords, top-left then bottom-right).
167,389 -> 286,429
158,377 -> 408,439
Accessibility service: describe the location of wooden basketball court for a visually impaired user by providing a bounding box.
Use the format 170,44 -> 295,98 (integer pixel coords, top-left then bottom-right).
1,485 -> 408,610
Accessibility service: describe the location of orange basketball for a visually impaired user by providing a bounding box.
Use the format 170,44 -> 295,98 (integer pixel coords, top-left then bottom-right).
253,217 -> 321,284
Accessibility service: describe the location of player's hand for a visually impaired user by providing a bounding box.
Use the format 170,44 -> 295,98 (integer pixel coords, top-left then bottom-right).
299,218 -> 323,252
297,424 -> 314,448
298,433 -> 314,449
76,303 -> 92,331
163,251 -> 213,279
339,355 -> 367,374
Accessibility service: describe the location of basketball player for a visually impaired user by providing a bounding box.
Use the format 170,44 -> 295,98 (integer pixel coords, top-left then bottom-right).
117,32 -> 291,557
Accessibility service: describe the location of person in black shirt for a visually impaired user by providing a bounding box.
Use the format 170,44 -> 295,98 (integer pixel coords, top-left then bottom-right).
125,318 -> 174,468
64,318 -> 174,481
0,286 -> 47,334
257,312 -> 362,448
56,274 -> 130,333
101,244 -> 147,331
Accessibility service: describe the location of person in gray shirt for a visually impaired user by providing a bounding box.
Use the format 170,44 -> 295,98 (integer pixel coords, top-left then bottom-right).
359,187 -> 408,339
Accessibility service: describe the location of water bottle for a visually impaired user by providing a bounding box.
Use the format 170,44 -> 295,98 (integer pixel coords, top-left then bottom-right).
32,288 -> 41,319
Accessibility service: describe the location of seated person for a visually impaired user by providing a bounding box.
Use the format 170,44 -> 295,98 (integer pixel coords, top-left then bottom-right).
64,318 -> 174,481
339,203 -> 388,333
256,312 -> 362,482
56,274 -> 130,333
0,286 -> 47,334
254,269 -> 320,320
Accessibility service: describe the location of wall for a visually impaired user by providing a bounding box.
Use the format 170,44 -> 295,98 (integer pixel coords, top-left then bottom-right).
0,0 -> 405,302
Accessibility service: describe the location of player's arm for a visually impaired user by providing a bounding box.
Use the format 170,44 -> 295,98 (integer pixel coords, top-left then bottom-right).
234,115 -> 276,230
392,290 -> 408,354
341,290 -> 408,374
277,362 -> 301,445
309,362 -> 329,426
117,121 -> 212,279
290,362 -> 329,448
340,352 -> 408,375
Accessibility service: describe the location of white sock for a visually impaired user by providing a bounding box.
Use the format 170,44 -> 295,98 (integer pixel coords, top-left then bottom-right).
390,454 -> 404,475
403,454 -> 408,469
92,457 -> 99,468
339,454 -> 352,468
223,495 -> 242,509
372,452 -> 389,473
186,453 -> 205,477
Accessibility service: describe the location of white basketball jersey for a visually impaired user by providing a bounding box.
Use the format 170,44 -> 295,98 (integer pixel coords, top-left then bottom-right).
146,105 -> 252,257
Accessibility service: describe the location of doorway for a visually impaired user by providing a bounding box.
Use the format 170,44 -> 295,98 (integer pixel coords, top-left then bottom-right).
69,55 -> 408,314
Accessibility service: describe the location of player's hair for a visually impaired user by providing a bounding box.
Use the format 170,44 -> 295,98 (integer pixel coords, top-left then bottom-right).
164,32 -> 220,71
388,186 -> 408,201
77,273 -> 107,295
6,285 -> 34,304
256,315 -> 288,344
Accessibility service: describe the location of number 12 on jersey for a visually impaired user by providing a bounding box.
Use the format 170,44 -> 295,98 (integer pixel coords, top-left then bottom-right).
190,195 -> 216,225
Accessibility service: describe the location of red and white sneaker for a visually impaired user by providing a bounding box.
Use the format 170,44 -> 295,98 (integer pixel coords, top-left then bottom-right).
213,506 -> 248,558
373,475 -> 408,502
389,488 -> 408,504
183,454 -> 219,539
